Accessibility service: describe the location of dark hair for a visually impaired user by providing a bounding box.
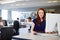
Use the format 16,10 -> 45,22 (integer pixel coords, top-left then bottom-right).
36,8 -> 46,26
27,17 -> 32,20
17,18 -> 19,19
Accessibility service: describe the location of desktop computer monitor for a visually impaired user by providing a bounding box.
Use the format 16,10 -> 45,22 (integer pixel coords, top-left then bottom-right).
46,13 -> 60,32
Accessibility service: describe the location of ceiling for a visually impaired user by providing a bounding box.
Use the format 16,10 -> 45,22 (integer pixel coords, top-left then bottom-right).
0,0 -> 60,11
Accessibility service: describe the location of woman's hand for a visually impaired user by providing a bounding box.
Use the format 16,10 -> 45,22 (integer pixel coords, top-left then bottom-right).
31,30 -> 37,35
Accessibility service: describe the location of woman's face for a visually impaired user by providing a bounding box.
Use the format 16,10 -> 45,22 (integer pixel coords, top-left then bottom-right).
38,10 -> 44,18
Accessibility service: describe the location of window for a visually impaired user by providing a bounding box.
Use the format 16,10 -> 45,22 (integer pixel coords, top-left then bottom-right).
1,9 -> 8,20
12,11 -> 20,20
12,11 -> 32,20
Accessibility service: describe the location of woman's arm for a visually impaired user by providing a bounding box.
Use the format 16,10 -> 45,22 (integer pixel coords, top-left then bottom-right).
31,22 -> 37,34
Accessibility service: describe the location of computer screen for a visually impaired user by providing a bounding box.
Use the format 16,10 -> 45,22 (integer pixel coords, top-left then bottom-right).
46,13 -> 60,32
20,19 -> 25,22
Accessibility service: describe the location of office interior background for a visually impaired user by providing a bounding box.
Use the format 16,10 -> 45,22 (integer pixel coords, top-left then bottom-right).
0,0 -> 60,40
0,0 -> 60,20
0,0 -> 60,26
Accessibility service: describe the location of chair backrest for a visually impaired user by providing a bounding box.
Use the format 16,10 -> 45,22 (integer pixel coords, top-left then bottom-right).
1,27 -> 14,40
3,20 -> 7,26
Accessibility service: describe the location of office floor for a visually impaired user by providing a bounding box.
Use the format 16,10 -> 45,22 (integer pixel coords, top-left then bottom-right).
12,27 -> 60,40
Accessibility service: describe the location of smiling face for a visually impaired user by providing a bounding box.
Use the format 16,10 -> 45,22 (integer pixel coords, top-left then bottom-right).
36,8 -> 46,25
38,10 -> 44,18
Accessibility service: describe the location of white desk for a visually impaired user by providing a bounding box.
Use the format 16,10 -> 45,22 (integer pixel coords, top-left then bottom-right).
12,33 -> 60,40
57,22 -> 60,36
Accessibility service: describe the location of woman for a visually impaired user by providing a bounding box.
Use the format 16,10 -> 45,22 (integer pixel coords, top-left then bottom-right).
31,8 -> 46,34
0,17 -> 4,27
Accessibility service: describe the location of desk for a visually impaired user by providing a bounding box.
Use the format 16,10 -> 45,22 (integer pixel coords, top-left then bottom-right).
12,33 -> 60,40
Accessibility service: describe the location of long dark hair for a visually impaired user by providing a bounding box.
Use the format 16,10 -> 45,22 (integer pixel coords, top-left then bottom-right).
36,8 -> 46,26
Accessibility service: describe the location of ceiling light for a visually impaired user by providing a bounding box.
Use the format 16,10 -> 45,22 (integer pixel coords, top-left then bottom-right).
11,3 -> 19,7
11,3 -> 26,7
48,1 -> 59,3
22,3 -> 26,5
16,0 -> 29,1
0,0 -> 29,4
16,4 -> 20,6
0,1 -> 16,4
